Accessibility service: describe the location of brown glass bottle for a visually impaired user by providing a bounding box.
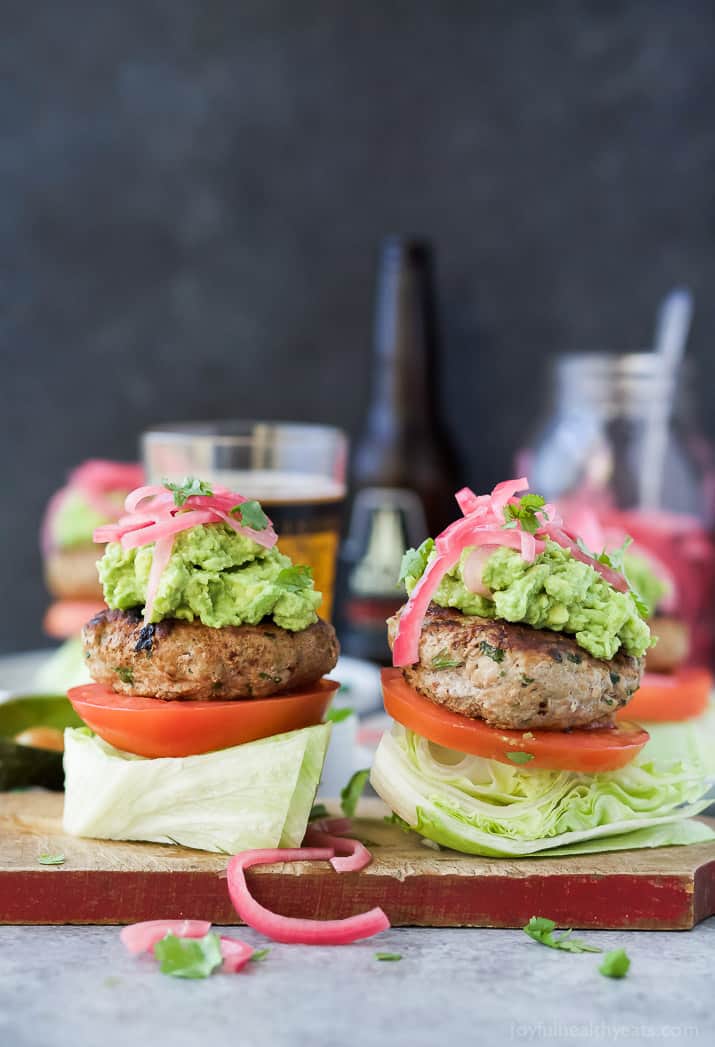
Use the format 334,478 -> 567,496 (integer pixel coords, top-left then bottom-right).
336,237 -> 460,663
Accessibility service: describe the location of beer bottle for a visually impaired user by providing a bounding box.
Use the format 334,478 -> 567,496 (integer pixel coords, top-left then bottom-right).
336,237 -> 460,663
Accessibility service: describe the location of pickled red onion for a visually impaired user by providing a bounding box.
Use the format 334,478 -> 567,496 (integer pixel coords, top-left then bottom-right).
93,482 -> 278,622
120,919 -> 212,955
219,936 -> 255,973
41,459 -> 145,553
302,827 -> 372,873
392,476 -> 632,668
226,848 -> 390,945
120,920 -> 254,975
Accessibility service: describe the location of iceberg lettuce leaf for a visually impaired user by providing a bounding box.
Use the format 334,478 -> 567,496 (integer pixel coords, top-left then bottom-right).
63,723 -> 331,853
370,724 -> 714,857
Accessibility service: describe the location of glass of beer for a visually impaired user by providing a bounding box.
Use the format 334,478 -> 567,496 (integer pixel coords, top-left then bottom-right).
142,422 -> 348,620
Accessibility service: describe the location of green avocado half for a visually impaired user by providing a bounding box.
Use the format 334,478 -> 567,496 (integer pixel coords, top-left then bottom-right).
0,695 -> 84,791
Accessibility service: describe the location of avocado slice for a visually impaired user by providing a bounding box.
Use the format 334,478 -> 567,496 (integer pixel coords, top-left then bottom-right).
0,695 -> 85,791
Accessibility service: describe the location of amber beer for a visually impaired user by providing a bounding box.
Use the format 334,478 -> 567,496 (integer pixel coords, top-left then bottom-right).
336,237 -> 460,662
142,424 -> 347,620
218,474 -> 344,621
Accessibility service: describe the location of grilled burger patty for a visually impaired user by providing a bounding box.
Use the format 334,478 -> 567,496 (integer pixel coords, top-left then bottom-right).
388,605 -> 643,731
645,615 -> 689,674
83,608 -> 339,701
45,545 -> 104,601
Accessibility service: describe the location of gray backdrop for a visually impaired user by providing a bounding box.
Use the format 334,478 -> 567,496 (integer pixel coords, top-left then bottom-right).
2,0 -> 714,652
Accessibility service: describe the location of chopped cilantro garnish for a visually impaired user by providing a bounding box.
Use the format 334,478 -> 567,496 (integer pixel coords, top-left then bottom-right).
431,649 -> 465,670
340,768 -> 370,818
631,591 -> 650,620
599,947 -> 630,978
506,751 -> 535,764
114,666 -> 134,685
326,706 -> 355,724
503,493 -> 547,534
384,812 -> 413,833
609,671 -> 621,685
521,674 -> 535,686
163,476 -> 213,507
37,853 -> 65,866
523,916 -> 602,954
154,932 -> 223,979
375,952 -> 402,962
250,948 -> 270,963
479,641 -> 505,663
276,564 -> 313,593
232,499 -> 269,531
398,538 -> 434,585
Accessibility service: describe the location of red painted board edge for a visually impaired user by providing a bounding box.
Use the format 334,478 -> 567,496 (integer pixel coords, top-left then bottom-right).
0,866 -> 708,930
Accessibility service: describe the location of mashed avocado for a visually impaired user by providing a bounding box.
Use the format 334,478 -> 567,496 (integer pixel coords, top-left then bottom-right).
99,523 -> 321,631
53,490 -> 115,549
401,540 -> 651,660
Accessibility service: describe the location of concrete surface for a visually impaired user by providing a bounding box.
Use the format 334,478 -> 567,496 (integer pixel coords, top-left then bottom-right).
1,922 -> 713,1047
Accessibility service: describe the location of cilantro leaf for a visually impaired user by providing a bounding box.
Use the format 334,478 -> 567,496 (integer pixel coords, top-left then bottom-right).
340,768 -> 370,818
163,476 -> 213,507
431,649 -> 465,670
232,499 -> 269,531
631,591 -> 650,620
154,931 -> 223,979
523,916 -> 602,954
309,803 -> 329,822
375,952 -> 402,962
597,537 -> 633,574
384,812 -> 413,833
326,706 -> 355,724
506,751 -> 535,764
599,948 -> 630,978
503,493 -> 547,534
114,666 -> 134,685
398,538 -> 435,586
37,853 -> 65,866
276,564 -> 313,593
479,640 -> 505,663
250,948 -> 270,963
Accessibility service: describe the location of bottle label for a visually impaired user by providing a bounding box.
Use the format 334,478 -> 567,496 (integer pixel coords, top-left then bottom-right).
341,488 -> 428,632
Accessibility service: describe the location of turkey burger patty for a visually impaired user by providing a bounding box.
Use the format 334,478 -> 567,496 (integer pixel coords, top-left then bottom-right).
84,607 -> 339,701
388,605 -> 644,731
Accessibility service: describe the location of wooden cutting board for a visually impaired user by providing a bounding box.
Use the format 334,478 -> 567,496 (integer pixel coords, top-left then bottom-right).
2,791 -> 715,930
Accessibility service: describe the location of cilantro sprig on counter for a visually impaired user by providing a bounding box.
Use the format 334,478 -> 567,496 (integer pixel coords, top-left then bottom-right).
503,494 -> 548,534
232,499 -> 269,531
523,917 -> 601,954
154,932 -> 223,979
163,477 -> 213,507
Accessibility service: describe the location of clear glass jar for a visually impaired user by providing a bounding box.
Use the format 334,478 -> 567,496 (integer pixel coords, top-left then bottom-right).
521,352 -> 715,666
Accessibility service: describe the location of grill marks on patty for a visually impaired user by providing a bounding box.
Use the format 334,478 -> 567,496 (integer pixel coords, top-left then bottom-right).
83,608 -> 339,701
388,605 -> 644,731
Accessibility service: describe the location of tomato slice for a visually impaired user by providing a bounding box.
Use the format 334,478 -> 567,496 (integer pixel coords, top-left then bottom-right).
44,600 -> 106,639
68,678 -> 339,758
615,668 -> 712,724
381,668 -> 649,773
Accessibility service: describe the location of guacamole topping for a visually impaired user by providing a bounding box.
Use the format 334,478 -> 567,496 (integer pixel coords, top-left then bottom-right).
99,523 -> 321,631
53,490 -> 119,549
401,538 -> 651,661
